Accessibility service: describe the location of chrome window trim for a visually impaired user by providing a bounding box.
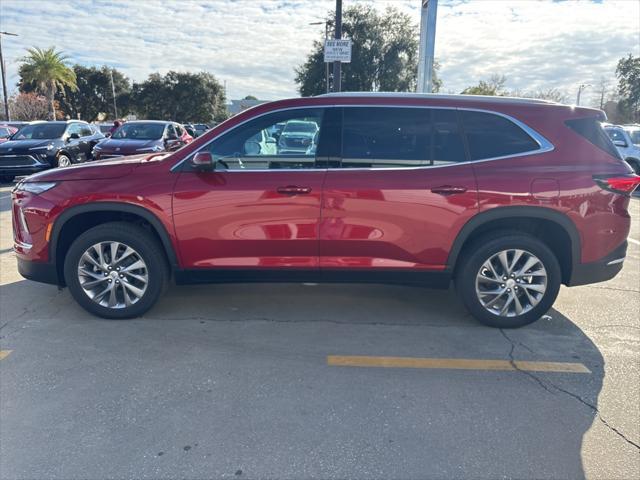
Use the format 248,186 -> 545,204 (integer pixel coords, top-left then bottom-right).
171,104 -> 555,173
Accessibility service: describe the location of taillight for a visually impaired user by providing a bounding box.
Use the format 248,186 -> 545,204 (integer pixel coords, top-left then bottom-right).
593,174 -> 640,195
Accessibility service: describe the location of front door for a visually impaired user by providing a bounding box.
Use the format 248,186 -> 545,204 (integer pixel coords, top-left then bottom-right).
173,107 -> 327,270
320,106 -> 479,274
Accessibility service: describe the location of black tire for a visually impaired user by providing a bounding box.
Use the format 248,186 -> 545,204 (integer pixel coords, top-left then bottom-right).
455,232 -> 561,328
0,175 -> 15,184
625,158 -> 640,174
63,222 -> 169,319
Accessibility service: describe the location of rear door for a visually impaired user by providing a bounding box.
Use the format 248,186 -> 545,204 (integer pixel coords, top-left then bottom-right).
172,107 -> 328,270
320,106 -> 479,274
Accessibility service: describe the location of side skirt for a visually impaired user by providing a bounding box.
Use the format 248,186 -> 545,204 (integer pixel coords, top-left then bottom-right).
173,268 -> 452,289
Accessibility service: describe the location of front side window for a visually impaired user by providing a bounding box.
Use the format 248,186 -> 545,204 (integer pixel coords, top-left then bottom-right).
80,125 -> 93,137
461,111 -> 540,161
341,107 -> 465,168
205,108 -> 324,170
66,123 -> 83,137
628,129 -> 640,146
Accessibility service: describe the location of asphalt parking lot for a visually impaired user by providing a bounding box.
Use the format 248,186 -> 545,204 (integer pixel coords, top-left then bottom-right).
0,184 -> 638,480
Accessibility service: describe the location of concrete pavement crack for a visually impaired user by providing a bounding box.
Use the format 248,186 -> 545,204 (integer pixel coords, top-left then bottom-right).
499,329 -> 640,451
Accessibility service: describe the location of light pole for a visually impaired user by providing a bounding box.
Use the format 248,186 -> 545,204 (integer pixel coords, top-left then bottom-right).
0,31 -> 18,121
417,0 -> 438,93
309,21 -> 330,93
576,83 -> 590,106
333,0 -> 343,93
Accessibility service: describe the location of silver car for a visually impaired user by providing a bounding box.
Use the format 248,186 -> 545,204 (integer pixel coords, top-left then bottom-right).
604,125 -> 640,174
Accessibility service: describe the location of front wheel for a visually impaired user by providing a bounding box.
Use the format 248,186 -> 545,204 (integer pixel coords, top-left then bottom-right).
64,222 -> 168,319
456,233 -> 561,328
57,154 -> 72,168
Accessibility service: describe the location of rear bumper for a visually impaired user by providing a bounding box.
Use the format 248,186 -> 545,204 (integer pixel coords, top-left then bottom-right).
17,257 -> 59,286
567,241 -> 627,286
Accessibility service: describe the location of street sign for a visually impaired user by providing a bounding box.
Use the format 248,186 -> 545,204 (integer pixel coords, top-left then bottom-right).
324,39 -> 352,63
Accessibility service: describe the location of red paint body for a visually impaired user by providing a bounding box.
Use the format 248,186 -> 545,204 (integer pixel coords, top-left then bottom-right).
11,94 -> 635,286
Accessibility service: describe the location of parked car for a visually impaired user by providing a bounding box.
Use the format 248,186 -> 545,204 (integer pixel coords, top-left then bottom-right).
92,121 -> 193,160
0,120 -> 104,183
277,120 -> 319,154
11,93 -> 639,327
193,123 -> 211,137
0,124 -> 18,144
604,124 -> 640,174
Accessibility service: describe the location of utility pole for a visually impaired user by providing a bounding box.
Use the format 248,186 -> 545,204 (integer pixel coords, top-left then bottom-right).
333,0 -> 342,93
417,0 -> 438,93
576,83 -> 590,106
109,68 -> 118,120
0,31 -> 18,121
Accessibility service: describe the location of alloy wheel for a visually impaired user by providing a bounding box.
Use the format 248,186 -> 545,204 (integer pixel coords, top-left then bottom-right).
58,155 -> 71,168
77,241 -> 149,309
475,249 -> 547,317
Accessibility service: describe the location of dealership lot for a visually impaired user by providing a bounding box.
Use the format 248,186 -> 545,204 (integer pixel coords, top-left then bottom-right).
0,185 -> 638,479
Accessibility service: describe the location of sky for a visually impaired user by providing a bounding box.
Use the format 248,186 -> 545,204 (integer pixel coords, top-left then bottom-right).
0,0 -> 638,107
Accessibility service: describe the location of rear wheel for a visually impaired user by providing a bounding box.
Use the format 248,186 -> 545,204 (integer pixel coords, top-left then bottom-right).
64,222 -> 168,319
456,233 -> 561,328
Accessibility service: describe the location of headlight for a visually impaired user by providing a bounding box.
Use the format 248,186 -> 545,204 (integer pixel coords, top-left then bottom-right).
16,182 -> 57,195
29,143 -> 54,151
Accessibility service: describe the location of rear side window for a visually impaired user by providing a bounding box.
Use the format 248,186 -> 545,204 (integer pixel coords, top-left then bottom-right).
341,107 -> 465,168
565,118 -> 622,159
461,111 -> 540,161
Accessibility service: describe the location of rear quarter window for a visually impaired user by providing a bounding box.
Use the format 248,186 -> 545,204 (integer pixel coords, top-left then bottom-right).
461,111 -> 540,161
565,118 -> 622,160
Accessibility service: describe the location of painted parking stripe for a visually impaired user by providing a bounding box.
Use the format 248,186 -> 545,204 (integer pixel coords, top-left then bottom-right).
0,350 -> 12,361
628,237 -> 640,246
327,355 -> 591,373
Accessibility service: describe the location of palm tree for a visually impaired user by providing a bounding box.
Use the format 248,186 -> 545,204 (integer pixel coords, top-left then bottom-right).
19,47 -> 77,120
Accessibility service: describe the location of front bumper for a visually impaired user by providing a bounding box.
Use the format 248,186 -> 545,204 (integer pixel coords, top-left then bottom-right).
0,154 -> 50,175
567,241 -> 627,286
17,257 -> 59,286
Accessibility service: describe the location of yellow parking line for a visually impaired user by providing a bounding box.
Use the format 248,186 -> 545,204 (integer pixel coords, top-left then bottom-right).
327,355 -> 591,373
0,350 -> 12,361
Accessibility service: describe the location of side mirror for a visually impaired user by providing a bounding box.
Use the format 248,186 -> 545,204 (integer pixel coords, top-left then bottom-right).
105,132 -> 111,138
68,132 -> 80,140
266,137 -> 276,144
190,151 -> 214,171
244,140 -> 261,155
613,140 -> 627,148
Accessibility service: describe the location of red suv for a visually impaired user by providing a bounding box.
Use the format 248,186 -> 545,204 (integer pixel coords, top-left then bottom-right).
11,93 -> 639,327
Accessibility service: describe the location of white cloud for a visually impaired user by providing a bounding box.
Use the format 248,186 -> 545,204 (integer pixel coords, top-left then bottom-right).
1,0 -> 638,107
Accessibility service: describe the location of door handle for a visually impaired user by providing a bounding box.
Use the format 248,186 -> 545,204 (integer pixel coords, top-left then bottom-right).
277,185 -> 312,195
430,185 -> 468,195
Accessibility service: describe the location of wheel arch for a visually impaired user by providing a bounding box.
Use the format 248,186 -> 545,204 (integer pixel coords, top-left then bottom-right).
448,206 -> 581,284
50,202 -> 179,284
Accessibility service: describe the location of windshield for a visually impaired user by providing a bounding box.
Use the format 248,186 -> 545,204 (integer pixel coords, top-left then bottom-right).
112,123 -> 165,140
283,121 -> 318,134
11,123 -> 66,140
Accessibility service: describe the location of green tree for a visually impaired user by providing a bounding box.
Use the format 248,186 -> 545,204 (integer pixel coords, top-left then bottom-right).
615,54 -> 640,122
54,66 -> 131,121
461,75 -> 507,96
295,5 -> 441,96
18,47 -> 77,120
131,71 -> 227,123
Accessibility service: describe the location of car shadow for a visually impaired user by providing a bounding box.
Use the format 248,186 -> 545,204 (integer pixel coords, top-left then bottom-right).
0,279 -> 604,479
